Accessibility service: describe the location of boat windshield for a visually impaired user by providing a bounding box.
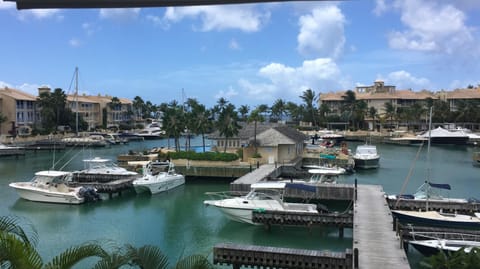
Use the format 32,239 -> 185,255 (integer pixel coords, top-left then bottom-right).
246,189 -> 282,201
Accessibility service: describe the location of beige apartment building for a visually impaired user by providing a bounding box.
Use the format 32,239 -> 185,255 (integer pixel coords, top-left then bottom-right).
0,86 -> 133,135
319,80 -> 480,129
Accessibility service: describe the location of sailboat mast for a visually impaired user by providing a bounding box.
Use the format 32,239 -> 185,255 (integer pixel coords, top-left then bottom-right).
75,67 -> 79,135
426,106 -> 433,211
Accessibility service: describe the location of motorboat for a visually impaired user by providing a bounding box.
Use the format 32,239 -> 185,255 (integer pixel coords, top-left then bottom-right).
408,232 -> 480,256
61,135 -> 108,147
417,127 -> 469,145
0,143 -> 25,156
391,210 -> 480,229
72,157 -> 139,183
306,168 -> 345,184
9,170 -> 99,204
352,144 -> 380,169
135,122 -> 165,140
204,182 -> 318,225
133,161 -> 185,194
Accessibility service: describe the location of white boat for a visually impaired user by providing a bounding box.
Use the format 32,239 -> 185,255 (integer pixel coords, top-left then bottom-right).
72,157 -> 139,183
386,181 -> 469,204
62,135 -> 108,147
306,168 -> 344,184
133,162 -> 185,194
408,232 -> 480,256
204,182 -> 318,225
135,122 -> 165,140
417,127 -> 469,145
9,170 -> 95,204
353,144 -> 380,169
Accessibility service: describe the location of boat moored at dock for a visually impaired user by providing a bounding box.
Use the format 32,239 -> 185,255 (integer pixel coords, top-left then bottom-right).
133,161 -> 185,194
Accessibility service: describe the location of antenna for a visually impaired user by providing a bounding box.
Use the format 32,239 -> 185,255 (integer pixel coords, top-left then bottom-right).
75,67 -> 79,136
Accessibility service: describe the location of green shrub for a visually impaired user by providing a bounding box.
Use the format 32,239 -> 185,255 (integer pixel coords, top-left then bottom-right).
169,151 -> 239,162
252,152 -> 262,158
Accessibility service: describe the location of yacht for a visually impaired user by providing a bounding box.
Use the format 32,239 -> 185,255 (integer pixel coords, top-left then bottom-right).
9,170 -> 98,204
204,182 -> 318,225
409,232 -> 480,256
417,127 -> 469,145
72,157 -> 139,183
306,168 -> 344,184
135,122 -> 165,140
133,162 -> 185,194
353,144 -> 380,169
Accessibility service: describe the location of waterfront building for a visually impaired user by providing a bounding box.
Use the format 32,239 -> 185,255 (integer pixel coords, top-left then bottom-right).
319,80 -> 480,130
0,87 -> 39,136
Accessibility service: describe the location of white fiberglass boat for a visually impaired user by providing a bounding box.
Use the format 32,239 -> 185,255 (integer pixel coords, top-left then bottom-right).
9,170 -> 94,204
353,144 -> 380,169
133,162 -> 185,194
204,182 -> 318,225
72,157 -> 139,183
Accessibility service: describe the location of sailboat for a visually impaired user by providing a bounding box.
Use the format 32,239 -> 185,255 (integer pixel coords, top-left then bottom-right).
391,107 -> 479,229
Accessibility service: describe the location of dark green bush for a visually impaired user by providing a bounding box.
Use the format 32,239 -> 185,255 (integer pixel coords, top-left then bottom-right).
169,151 -> 239,162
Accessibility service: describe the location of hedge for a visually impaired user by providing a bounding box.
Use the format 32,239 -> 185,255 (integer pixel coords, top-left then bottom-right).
168,151 -> 239,162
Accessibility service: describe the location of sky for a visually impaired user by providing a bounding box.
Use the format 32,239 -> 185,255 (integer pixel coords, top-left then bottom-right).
1,0 -> 480,108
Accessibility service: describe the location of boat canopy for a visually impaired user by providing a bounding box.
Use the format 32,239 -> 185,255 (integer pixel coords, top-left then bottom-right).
285,183 -> 316,192
428,182 -> 451,190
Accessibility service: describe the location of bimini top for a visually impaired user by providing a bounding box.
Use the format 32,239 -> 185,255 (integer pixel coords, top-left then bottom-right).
251,182 -> 287,190
308,168 -> 345,175
83,157 -> 111,163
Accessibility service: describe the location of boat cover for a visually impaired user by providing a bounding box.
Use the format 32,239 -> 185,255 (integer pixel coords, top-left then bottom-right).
285,183 -> 316,192
428,182 -> 451,190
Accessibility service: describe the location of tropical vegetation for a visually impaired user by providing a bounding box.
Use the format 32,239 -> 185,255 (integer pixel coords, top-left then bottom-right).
0,215 -> 214,269
420,248 -> 480,269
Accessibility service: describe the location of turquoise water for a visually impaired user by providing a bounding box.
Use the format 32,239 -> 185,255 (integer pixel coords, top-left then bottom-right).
0,138 -> 478,268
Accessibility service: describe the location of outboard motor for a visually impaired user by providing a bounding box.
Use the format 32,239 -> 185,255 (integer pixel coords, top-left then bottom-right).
79,187 -> 102,202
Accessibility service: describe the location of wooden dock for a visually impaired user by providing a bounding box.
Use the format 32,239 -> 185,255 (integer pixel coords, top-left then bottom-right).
353,184 -> 410,269
230,163 -> 279,192
213,243 -> 352,269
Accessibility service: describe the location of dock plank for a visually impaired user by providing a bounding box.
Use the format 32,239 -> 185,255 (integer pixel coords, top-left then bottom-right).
353,185 -> 410,269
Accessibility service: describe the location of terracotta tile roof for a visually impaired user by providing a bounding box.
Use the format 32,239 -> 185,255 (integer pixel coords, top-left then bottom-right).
0,87 -> 37,101
444,88 -> 480,99
320,89 -> 435,101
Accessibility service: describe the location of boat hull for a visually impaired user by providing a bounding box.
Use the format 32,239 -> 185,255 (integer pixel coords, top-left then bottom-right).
429,137 -> 469,145
133,175 -> 185,194
9,183 -> 84,204
392,210 -> 480,229
353,157 -> 380,169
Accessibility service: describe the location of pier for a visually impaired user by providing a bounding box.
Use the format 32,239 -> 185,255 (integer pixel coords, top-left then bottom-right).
353,184 -> 410,268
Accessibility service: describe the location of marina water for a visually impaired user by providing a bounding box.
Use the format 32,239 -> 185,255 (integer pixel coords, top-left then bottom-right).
0,137 -> 479,268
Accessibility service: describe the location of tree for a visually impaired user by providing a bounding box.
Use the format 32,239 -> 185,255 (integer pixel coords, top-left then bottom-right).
368,106 -> 378,131
341,90 -> 357,130
238,105 -> 250,122
0,215 -> 214,269
216,103 -> 241,153
37,88 -> 83,134
162,101 -> 185,151
132,96 -> 145,121
384,102 -> 396,129
300,89 -> 318,126
248,108 -> 265,155
270,99 -> 286,122
0,112 -> 7,134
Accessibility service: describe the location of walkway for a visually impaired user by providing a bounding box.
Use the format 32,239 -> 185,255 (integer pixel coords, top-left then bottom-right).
353,184 -> 410,269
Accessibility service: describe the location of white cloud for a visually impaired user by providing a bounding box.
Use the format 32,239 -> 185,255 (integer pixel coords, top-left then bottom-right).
82,22 -> 100,36
238,58 -> 341,102
388,0 -> 476,55
229,39 -> 241,50
146,15 -> 169,29
99,8 -> 141,21
214,86 -> 239,100
0,0 -> 15,9
297,5 -> 346,58
69,38 -> 81,47
163,5 -> 270,32
17,9 -> 62,20
373,0 -> 388,16
0,81 -> 12,88
382,70 -> 431,90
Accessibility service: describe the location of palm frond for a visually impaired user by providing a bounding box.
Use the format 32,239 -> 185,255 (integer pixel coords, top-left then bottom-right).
125,244 -> 169,269
174,255 -> 214,269
0,215 -> 38,247
92,253 -> 131,269
44,243 -> 108,269
0,232 -> 43,269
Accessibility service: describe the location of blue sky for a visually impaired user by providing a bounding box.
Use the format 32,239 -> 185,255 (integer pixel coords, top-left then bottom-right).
1,0 -> 480,108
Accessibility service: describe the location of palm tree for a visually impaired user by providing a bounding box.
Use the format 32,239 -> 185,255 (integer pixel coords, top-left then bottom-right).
341,90 -> 356,130
216,103 -> 241,153
132,96 -> 145,121
368,106 -> 378,131
300,89 -> 318,126
238,105 -> 250,122
162,102 -> 185,151
270,99 -> 286,122
1,215 -> 214,269
384,102 -> 396,129
248,108 -> 265,155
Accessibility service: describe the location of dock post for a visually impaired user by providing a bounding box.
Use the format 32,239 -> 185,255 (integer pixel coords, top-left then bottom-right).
353,248 -> 359,269
354,178 -> 357,202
